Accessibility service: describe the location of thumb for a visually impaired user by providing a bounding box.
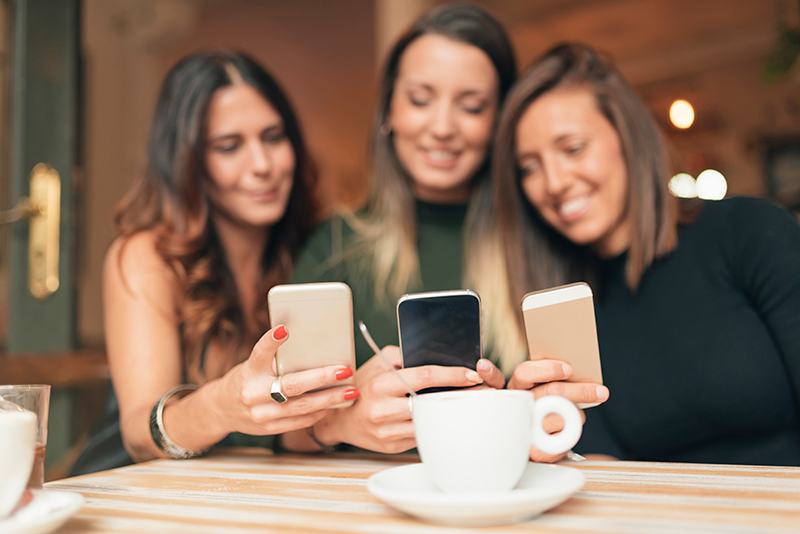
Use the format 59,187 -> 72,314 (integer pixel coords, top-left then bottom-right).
477,358 -> 506,389
248,324 -> 289,374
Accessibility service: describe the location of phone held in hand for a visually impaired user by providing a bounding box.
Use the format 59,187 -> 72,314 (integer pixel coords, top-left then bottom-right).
396,289 -> 482,372
267,282 -> 356,408
522,282 -> 603,407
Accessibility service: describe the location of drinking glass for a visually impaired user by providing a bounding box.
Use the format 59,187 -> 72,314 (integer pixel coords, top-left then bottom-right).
0,385 -> 50,489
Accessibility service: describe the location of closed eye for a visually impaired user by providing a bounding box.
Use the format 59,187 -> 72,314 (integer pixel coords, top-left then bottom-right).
211,137 -> 241,154
262,125 -> 286,144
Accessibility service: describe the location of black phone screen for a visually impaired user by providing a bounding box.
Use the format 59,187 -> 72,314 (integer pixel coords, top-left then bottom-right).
397,293 -> 481,370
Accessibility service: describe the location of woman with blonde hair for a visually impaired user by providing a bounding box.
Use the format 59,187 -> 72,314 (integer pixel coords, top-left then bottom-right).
284,3 -> 590,460
71,51 -> 359,475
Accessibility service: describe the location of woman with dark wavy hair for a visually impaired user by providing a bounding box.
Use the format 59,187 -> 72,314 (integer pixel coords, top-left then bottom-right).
71,51 -> 359,475
495,43 -> 800,465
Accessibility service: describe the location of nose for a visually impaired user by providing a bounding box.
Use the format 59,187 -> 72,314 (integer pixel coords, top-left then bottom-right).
429,101 -> 456,139
542,156 -> 571,197
250,140 -> 271,177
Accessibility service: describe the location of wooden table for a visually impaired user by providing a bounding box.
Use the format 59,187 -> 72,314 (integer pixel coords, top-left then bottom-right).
46,449 -> 800,533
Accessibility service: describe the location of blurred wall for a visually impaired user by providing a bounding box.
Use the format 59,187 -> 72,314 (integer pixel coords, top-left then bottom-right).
465,0 -> 800,197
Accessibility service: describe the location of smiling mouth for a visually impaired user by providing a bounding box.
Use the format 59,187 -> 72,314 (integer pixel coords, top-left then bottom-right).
246,187 -> 280,201
422,148 -> 461,168
557,195 -> 591,220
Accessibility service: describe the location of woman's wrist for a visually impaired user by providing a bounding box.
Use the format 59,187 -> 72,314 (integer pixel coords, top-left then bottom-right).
161,380 -> 229,452
310,414 -> 342,450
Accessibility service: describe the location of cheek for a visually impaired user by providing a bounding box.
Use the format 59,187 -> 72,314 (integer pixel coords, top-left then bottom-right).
461,114 -> 495,150
388,97 -> 425,138
274,142 -> 297,179
205,154 -> 241,189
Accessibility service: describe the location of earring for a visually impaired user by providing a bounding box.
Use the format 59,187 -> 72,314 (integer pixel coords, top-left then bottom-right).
380,123 -> 392,136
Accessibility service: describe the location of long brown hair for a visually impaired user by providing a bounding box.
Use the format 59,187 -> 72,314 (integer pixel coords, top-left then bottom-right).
115,51 -> 318,382
342,3 -> 523,371
494,43 -> 679,335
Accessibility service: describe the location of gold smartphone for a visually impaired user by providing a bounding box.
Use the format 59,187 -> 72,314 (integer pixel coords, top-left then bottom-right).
268,282 -> 356,408
522,282 -> 603,407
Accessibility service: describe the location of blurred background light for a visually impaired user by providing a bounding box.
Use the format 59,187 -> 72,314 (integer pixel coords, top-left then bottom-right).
668,173 -> 698,198
670,99 -> 695,129
696,169 -> 727,200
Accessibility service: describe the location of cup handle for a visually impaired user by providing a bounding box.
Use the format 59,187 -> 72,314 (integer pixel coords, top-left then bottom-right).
530,395 -> 583,456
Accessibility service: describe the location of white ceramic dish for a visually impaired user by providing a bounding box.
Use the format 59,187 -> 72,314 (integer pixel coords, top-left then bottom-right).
0,490 -> 84,534
367,462 -> 585,527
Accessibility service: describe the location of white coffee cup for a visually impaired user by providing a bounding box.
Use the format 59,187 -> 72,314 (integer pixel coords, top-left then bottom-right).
0,410 -> 37,518
412,389 -> 582,494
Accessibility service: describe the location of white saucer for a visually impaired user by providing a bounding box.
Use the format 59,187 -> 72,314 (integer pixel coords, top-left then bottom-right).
0,490 -> 84,534
367,462 -> 585,527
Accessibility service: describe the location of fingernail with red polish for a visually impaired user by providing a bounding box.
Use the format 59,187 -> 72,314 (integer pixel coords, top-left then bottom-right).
335,367 -> 353,380
273,325 -> 288,340
344,388 -> 360,401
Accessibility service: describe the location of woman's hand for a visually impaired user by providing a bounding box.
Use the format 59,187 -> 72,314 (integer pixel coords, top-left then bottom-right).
507,358 -> 608,463
165,325 -> 359,452
307,347 -> 492,454
215,325 -> 360,436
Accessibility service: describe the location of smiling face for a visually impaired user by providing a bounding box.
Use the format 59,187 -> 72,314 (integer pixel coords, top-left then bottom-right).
387,34 -> 499,204
515,86 -> 631,257
203,83 -> 295,230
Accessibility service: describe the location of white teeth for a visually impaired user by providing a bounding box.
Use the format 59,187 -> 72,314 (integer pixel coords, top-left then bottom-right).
559,196 -> 589,216
427,149 -> 456,160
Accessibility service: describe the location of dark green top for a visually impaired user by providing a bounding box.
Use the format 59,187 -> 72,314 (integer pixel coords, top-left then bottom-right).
292,200 -> 468,367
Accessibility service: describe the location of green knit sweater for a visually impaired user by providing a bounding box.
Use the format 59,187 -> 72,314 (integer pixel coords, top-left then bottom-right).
292,200 -> 468,367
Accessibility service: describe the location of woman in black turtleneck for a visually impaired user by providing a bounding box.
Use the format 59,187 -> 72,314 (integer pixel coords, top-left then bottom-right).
494,43 -> 800,466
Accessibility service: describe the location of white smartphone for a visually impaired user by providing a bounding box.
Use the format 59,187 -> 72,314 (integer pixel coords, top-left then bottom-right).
522,282 -> 603,408
267,282 -> 356,408
396,289 -> 482,370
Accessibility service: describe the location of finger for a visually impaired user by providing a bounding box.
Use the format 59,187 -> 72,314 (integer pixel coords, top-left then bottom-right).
397,365 -> 483,395
252,412 -> 329,436
371,421 -> 416,449
358,346 -> 402,381
476,359 -> 506,389
247,325 -> 289,374
361,396 -> 415,425
507,360 -> 572,390
532,381 -> 609,405
279,364 -> 355,398
378,346 -> 403,370
377,436 -> 417,455
251,386 -> 358,421
529,445 -> 567,464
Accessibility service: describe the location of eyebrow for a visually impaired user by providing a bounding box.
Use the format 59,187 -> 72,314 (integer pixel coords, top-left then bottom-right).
206,122 -> 283,144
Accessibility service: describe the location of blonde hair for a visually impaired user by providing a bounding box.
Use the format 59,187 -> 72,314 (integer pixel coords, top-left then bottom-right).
342,4 -> 526,374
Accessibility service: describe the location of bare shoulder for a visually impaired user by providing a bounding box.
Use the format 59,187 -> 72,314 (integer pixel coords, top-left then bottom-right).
104,230 -> 178,301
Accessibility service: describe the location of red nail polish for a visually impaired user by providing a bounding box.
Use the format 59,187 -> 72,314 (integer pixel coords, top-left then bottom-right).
343,388 -> 360,401
335,368 -> 353,380
273,325 -> 288,340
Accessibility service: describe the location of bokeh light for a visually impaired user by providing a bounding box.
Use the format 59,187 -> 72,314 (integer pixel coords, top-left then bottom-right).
670,100 -> 695,129
696,169 -> 727,200
668,173 -> 697,198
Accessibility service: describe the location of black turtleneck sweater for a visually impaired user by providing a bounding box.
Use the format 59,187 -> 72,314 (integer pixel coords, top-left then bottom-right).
577,197 -> 800,466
